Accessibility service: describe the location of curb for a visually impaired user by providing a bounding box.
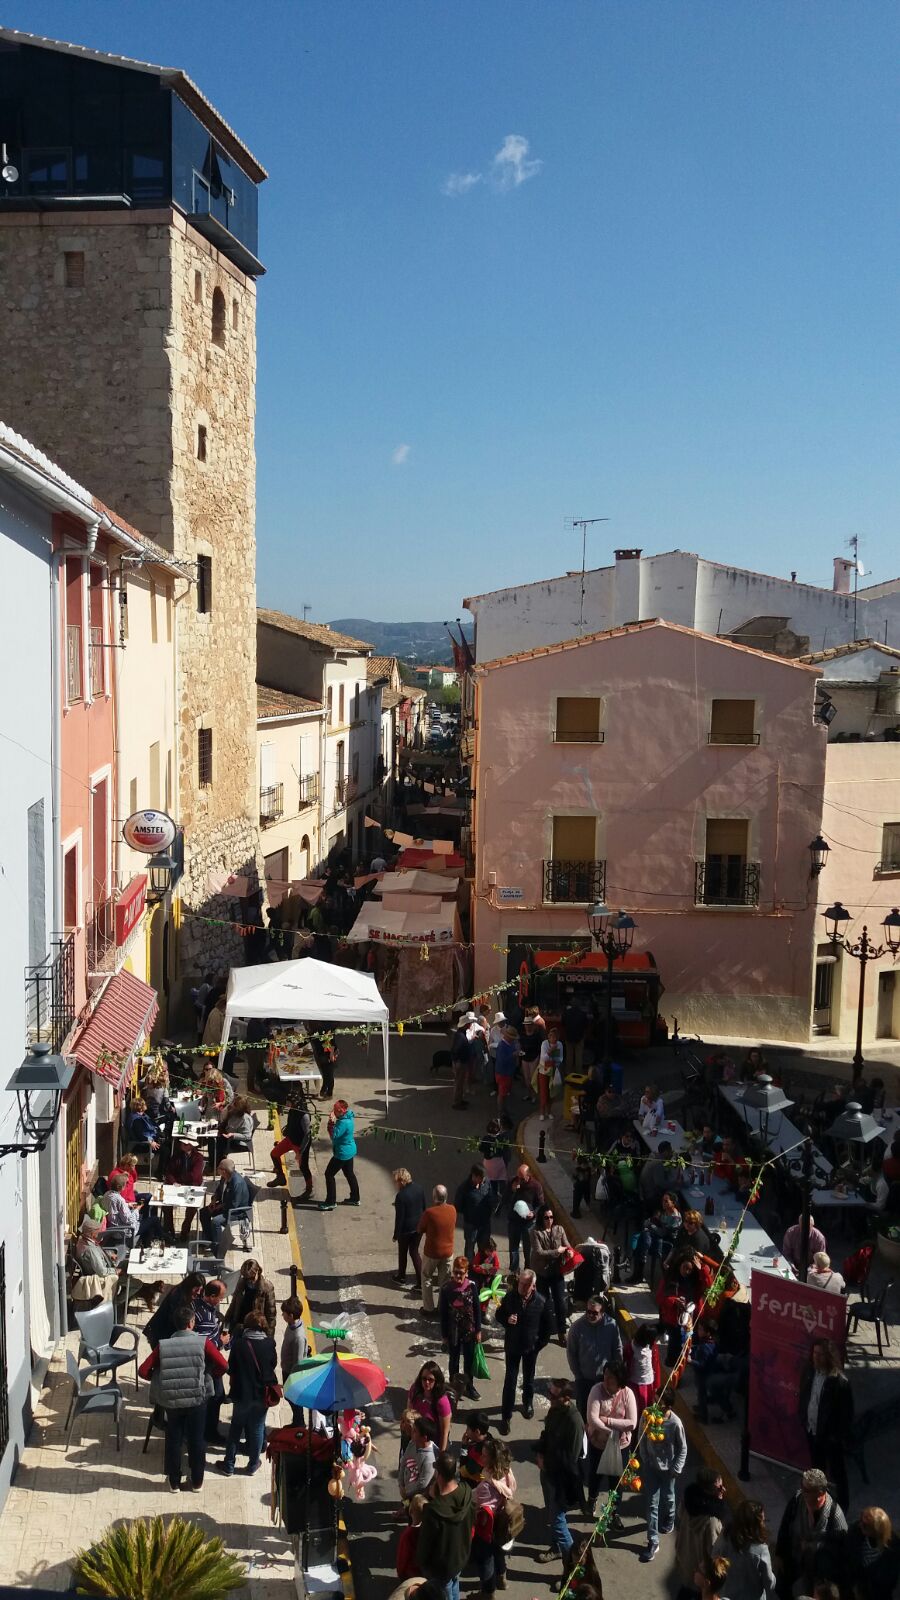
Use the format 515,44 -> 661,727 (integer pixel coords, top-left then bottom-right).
516,1112 -> 748,1513
272,1114 -> 355,1600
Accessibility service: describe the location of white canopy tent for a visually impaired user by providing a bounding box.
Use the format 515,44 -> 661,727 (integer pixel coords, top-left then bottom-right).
218,958 -> 391,1105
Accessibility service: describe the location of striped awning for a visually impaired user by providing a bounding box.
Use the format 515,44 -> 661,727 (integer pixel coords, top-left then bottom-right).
73,969 -> 159,1091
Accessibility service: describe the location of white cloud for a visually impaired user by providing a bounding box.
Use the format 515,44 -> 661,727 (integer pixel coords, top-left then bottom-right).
490,133 -> 543,191
391,443 -> 411,466
442,171 -> 483,198
441,134 -> 542,197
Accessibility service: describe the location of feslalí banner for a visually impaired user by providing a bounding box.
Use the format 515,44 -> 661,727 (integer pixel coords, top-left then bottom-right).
748,1269 -> 846,1468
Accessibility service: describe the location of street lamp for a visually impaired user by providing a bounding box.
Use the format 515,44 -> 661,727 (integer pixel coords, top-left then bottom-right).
808,835 -> 830,877
586,901 -> 635,1077
823,903 -> 900,1084
146,849 -> 176,903
740,1073 -> 794,1148
2,1042 -> 74,1161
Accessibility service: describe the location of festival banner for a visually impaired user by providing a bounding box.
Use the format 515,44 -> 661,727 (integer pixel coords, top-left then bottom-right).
748,1268 -> 846,1468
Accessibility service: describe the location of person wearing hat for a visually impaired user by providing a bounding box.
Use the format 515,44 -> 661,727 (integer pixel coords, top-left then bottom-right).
488,1012 -> 506,1084
163,1135 -> 206,1240
775,1467 -> 847,1597
450,1014 -> 478,1111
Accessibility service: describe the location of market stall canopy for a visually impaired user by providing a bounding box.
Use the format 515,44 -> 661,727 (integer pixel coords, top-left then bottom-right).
345,902 -> 458,946
374,870 -> 458,898
219,958 -> 391,1103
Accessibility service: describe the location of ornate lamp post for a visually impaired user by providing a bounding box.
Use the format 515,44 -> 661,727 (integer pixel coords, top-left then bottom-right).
586,902 -> 636,1077
823,903 -> 900,1085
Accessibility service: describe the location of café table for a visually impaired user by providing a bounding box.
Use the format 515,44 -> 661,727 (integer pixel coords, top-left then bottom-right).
633,1117 -> 689,1155
718,1083 -> 833,1175
123,1245 -> 189,1319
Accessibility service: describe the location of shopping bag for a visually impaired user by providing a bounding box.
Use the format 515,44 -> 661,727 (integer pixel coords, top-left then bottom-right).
472,1341 -> 490,1380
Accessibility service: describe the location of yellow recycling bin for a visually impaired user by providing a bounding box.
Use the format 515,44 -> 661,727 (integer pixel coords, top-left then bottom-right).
563,1072 -> 589,1124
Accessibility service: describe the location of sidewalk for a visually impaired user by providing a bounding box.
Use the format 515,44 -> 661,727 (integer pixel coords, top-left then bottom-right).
0,1121 -> 302,1596
519,1101 -> 900,1527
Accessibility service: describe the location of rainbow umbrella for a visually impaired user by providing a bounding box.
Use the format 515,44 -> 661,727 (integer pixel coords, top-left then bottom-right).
283,1351 -> 387,1412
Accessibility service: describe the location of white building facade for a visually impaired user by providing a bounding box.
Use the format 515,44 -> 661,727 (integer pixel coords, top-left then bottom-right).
465,548 -> 900,665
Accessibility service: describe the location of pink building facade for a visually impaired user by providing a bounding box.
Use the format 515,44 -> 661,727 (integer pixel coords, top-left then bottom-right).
470,620 -> 826,1041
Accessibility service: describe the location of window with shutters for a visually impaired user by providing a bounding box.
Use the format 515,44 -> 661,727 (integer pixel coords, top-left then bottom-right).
544,816 -> 605,903
697,818 -> 760,905
555,696 -> 603,742
878,823 -> 900,874
64,250 -> 85,288
708,699 -> 759,745
66,624 -> 82,702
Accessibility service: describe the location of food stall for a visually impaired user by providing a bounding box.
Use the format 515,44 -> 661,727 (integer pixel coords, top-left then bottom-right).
529,948 -> 661,1050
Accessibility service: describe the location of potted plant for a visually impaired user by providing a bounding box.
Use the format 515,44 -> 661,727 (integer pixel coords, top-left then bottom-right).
72,1516 -> 246,1600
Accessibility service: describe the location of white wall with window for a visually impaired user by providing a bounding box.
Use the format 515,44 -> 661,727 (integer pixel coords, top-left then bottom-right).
0,471 -> 58,1510
257,703 -> 326,899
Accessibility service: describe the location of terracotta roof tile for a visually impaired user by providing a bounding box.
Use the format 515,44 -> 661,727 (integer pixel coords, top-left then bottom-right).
257,609 -> 371,652
257,684 -> 324,718
477,618 -> 822,673
366,655 -> 395,683
798,639 -> 900,664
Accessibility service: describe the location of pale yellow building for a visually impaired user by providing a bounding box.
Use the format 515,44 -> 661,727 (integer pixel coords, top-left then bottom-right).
257,686 -> 325,896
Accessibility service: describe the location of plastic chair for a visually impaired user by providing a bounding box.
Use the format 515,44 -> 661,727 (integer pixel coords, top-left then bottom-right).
847,1278 -> 894,1356
227,1113 -> 260,1171
74,1303 -> 140,1388
64,1350 -> 124,1452
225,1205 -> 256,1252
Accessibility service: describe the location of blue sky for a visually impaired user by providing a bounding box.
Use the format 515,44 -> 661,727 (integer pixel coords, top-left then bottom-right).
14,1 -> 900,620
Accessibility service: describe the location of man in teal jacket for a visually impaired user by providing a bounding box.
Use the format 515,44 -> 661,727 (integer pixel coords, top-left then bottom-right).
319,1099 -> 360,1211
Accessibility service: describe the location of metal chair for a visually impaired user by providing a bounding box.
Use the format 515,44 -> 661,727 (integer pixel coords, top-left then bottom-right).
74,1302 -> 140,1388
189,1257 -> 242,1297
847,1278 -> 894,1357
225,1205 -> 256,1253
63,1350 -> 124,1453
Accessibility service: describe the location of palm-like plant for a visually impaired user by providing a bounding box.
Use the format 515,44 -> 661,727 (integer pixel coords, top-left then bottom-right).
72,1515 -> 246,1600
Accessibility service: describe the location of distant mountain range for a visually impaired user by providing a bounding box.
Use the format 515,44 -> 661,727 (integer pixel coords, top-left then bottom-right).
329,618 -> 473,664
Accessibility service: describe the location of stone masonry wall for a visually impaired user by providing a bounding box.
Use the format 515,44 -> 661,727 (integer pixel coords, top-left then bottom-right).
0,209 -> 263,976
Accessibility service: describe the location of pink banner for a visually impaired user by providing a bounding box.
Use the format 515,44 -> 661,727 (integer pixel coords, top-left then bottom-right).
748,1269 -> 847,1468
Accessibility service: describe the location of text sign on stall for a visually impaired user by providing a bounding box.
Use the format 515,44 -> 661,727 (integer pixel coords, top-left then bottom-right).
115,875 -> 147,947
748,1268 -> 846,1469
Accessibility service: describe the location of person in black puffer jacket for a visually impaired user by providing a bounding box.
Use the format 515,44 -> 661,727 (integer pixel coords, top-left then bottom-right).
220,1310 -> 278,1477
268,1089 -> 313,1197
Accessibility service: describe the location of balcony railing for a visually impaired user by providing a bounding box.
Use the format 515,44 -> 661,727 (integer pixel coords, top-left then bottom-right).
86,895 -> 118,974
543,859 -> 607,904
707,731 -> 761,746
25,933 -> 76,1051
299,773 -> 319,810
260,783 -> 285,825
875,858 -> 900,876
695,859 -> 761,907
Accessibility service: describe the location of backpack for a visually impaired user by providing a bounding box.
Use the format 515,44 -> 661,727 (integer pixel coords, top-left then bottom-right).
494,1498 -> 525,1544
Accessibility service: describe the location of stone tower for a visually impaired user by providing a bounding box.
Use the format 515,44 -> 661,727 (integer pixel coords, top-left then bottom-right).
0,29 -> 267,975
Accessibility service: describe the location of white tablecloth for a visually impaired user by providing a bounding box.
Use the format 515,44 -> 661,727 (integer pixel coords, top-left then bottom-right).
126,1246 -> 189,1282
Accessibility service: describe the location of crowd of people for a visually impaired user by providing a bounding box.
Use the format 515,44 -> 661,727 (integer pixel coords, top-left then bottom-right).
64,966 -> 900,1600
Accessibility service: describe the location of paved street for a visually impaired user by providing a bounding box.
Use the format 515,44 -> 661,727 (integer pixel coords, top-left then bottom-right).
1,1030 -> 898,1597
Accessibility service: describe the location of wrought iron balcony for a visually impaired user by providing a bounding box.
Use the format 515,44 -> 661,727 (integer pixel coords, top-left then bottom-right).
25,933 -> 76,1052
299,773 -> 319,810
259,783 -> 284,825
695,859 -> 761,907
543,859 -> 607,904
86,894 -> 118,974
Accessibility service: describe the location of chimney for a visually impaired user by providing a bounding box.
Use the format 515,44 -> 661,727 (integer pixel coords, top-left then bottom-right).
612,549 -> 642,626
833,557 -> 855,595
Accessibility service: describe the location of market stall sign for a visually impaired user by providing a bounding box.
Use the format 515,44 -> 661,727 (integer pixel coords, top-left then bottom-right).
116,875 -> 148,946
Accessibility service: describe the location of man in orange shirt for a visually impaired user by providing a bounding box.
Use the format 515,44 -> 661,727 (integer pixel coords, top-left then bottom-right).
418,1183 -> 457,1316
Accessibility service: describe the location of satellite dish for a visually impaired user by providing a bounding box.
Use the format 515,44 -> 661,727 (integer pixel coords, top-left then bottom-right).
2,164 -> 18,183
856,560 -> 865,577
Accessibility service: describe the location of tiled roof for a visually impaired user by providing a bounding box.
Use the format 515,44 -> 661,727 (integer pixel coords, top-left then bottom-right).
257,609 -> 371,652
478,618 -> 822,673
367,655 -> 395,683
0,28 -> 267,182
381,688 -> 404,709
257,684 -> 323,719
0,422 -> 188,575
798,639 -> 900,664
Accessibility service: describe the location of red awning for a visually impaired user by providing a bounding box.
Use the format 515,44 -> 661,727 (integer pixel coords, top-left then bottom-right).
73,969 -> 159,1091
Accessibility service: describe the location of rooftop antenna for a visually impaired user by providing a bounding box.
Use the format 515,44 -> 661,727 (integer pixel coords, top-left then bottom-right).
567,516 -> 609,630
302,604 -> 312,621
848,535 -> 864,641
